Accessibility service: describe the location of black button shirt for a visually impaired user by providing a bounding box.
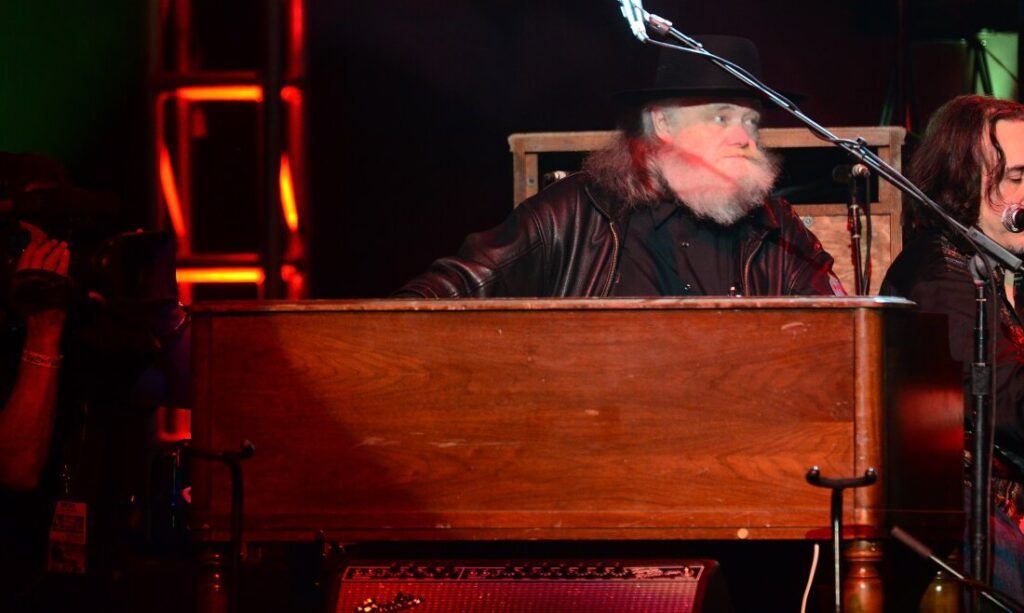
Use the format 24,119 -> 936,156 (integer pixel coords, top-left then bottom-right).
611,201 -> 743,297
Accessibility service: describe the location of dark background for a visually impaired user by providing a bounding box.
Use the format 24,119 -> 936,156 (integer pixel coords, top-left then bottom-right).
0,0 -> 1017,297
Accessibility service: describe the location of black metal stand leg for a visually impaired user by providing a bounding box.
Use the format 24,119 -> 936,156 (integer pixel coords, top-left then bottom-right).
191,440 -> 256,613
807,466 -> 878,613
892,526 -> 1024,613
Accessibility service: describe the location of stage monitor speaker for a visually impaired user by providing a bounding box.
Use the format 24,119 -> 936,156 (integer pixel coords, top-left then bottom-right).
333,559 -> 728,613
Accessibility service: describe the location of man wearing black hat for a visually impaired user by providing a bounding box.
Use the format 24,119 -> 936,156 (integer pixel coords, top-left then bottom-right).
395,36 -> 844,298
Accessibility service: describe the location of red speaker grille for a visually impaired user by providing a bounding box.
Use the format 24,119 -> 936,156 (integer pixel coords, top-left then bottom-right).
334,562 -> 710,613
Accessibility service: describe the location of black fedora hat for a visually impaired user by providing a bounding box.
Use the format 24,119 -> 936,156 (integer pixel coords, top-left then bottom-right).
613,35 -> 798,106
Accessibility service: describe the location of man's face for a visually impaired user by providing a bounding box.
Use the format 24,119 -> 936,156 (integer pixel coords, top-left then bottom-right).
650,101 -> 778,225
660,102 -> 763,168
978,119 -> 1024,254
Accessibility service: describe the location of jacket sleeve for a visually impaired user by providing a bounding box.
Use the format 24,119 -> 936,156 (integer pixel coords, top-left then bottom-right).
392,203 -> 551,298
773,199 -> 846,296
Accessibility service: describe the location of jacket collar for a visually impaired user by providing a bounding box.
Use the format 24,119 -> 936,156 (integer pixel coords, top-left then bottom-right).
582,178 -> 630,227
744,196 -> 782,233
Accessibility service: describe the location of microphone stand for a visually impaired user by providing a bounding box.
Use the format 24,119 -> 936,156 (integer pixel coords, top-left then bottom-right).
617,0 -> 1022,600
846,175 -> 865,295
969,255 -> 997,604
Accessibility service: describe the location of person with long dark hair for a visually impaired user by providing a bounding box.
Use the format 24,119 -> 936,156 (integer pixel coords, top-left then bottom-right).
883,94 -> 1024,598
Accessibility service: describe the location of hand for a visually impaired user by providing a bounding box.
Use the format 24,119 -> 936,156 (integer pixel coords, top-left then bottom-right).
15,223 -> 71,351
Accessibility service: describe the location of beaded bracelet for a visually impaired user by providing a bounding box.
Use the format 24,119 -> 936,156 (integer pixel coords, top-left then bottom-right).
21,349 -> 63,369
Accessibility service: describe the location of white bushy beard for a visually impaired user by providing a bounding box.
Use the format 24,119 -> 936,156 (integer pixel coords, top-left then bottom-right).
655,146 -> 781,226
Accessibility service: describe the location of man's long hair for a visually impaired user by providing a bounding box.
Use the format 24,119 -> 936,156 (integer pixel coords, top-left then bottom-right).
909,94 -> 1024,233
582,107 -> 669,208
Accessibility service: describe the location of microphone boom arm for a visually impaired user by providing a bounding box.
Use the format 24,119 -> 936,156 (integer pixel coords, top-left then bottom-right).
630,7 -> 1022,272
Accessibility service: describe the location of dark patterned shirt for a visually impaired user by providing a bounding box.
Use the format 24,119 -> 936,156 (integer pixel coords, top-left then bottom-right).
612,201 -> 743,297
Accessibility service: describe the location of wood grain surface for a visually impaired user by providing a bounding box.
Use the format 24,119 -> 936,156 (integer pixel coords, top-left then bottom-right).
190,298 -> 962,543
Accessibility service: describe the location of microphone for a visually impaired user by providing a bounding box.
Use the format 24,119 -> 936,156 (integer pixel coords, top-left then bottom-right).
618,0 -> 649,42
832,164 -> 870,183
1002,204 -> 1024,233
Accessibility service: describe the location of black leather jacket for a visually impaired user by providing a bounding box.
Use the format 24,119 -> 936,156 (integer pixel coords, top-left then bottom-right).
882,231 -> 1024,465
395,172 -> 843,298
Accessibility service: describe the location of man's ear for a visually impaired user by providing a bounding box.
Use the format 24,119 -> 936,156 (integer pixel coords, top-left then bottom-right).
650,106 -> 675,143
